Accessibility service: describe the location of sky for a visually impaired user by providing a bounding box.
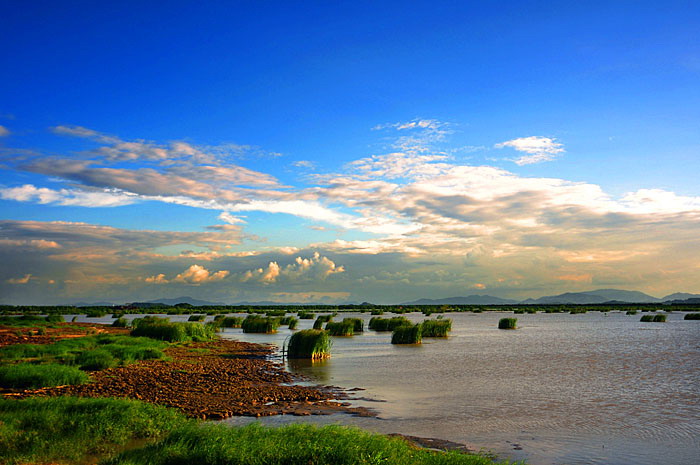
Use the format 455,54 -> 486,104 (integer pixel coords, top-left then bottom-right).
1,1 -> 699,305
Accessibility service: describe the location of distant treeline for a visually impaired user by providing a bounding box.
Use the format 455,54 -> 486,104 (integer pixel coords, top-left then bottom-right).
2,302 -> 700,316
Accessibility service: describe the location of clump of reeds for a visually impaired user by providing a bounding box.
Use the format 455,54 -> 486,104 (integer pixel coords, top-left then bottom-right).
653,314 -> 667,322
241,316 -> 279,334
391,324 -> 422,344
265,310 -> 286,317
187,314 -> 205,322
218,316 -> 244,328
370,309 -> 384,315
513,309 -> 525,314
640,315 -> 655,322
286,329 -> 331,359
420,319 -> 452,337
312,314 -> 333,329
498,318 -> 517,330
684,313 -> 700,320
569,308 -> 587,314
297,311 -> 315,319
342,317 -> 364,333
44,314 -> 65,323
626,310 -> 638,315
368,316 -> 410,331
325,321 -> 354,336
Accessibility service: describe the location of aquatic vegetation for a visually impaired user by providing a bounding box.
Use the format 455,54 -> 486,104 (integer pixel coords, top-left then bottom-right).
0,396 -> 186,465
369,316 -> 410,331
391,324 -> 422,344
297,311 -> 315,319
498,318 -> 517,330
342,317 -> 364,333
640,314 -> 667,322
513,309 -> 525,314
370,309 -> 384,315
265,310 -> 287,317
0,363 -> 89,389
287,329 -> 331,359
420,319 -> 452,337
218,316 -> 244,328
569,308 -> 587,314
287,317 -> 298,329
626,310 -> 638,315
325,321 -> 355,336
187,314 -> 206,322
85,309 -> 107,318
684,313 -> 700,320
241,315 -> 279,333
313,314 -> 333,329
131,320 -> 216,341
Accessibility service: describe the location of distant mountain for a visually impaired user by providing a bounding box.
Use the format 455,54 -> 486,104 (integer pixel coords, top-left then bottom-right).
138,296 -> 226,306
401,295 -> 519,305
73,301 -> 118,307
665,297 -> 700,304
662,293 -> 700,301
522,289 -> 660,305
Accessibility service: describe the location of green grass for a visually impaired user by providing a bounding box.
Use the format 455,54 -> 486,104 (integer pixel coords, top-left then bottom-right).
187,314 -> 206,322
0,315 -> 60,327
421,319 -> 452,337
103,422 -> 507,465
684,313 -> 700,320
297,311 -> 315,319
112,317 -> 129,327
343,317 -> 364,333
287,329 -> 331,359
131,320 -> 216,342
370,309 -> 384,315
391,324 -> 422,344
0,363 -> 89,388
569,308 -> 587,314
640,314 -> 666,322
325,321 -> 355,336
369,316 -> 411,331
626,310 -> 638,315
219,316 -> 244,328
0,396 -> 188,465
241,316 -> 280,334
313,314 -> 334,329
279,316 -> 299,329
498,318 -> 517,330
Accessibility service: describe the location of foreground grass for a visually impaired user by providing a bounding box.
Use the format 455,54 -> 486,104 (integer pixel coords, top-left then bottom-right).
104,423 -> 511,465
0,396 -> 187,465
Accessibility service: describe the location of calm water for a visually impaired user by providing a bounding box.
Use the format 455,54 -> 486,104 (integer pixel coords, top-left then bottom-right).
74,311 -> 700,464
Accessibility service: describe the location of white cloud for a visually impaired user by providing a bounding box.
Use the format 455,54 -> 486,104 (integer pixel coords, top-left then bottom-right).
218,211 -> 247,224
0,125 -> 10,137
240,252 -> 344,284
173,265 -> 230,284
0,184 -> 138,207
145,273 -> 168,284
495,136 -> 565,165
7,274 -> 32,284
292,160 -> 316,169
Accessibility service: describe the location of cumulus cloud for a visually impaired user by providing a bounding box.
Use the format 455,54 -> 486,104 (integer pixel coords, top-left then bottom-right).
173,265 -> 230,284
145,273 -> 168,284
495,136 -> 565,165
240,252 -> 344,284
7,274 -> 32,284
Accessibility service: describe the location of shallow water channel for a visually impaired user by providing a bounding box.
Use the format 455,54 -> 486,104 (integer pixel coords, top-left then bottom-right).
76,311 -> 700,464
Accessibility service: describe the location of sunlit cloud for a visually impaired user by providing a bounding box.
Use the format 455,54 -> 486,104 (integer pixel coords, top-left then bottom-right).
495,136 -> 565,165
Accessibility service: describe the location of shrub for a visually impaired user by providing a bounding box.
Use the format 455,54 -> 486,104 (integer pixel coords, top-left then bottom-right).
85,309 -> 107,318
0,363 -> 89,389
112,317 -> 129,327
287,330 -> 331,360
684,313 -> 700,320
241,316 -> 279,334
498,318 -> 517,330
420,319 -> 452,337
342,317 -> 364,333
369,316 -> 410,331
391,324 -> 422,344
325,321 -> 354,336
44,314 -> 64,323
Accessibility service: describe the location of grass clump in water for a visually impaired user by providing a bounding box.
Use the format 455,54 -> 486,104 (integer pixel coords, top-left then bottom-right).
103,422 -> 504,465
420,319 -> 452,337
498,318 -> 517,330
369,316 -> 410,331
313,314 -> 333,329
342,317 -> 364,333
219,316 -> 244,328
279,316 -> 299,329
0,363 -> 89,388
187,314 -> 206,322
297,311 -> 315,319
112,317 -> 129,327
684,313 -> 700,320
0,396 -> 187,465
241,315 -> 279,333
325,321 -> 355,336
287,329 -> 331,360
626,310 -> 638,315
640,314 -> 667,322
391,324 -> 422,344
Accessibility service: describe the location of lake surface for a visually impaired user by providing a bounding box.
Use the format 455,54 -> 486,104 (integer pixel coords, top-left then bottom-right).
74,311 -> 700,464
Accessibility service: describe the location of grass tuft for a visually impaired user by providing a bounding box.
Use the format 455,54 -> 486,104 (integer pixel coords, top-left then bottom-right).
391,324 -> 422,344
287,329 -> 331,359
325,321 -> 355,336
498,318 -> 517,330
369,316 -> 410,331
241,315 -> 279,334
0,363 -> 89,388
684,313 -> 700,320
420,319 -> 452,337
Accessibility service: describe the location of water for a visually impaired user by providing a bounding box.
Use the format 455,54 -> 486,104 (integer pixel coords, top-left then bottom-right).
70,311 -> 700,464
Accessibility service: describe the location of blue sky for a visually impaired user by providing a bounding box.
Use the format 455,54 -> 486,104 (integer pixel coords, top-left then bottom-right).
1,1 -> 699,304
